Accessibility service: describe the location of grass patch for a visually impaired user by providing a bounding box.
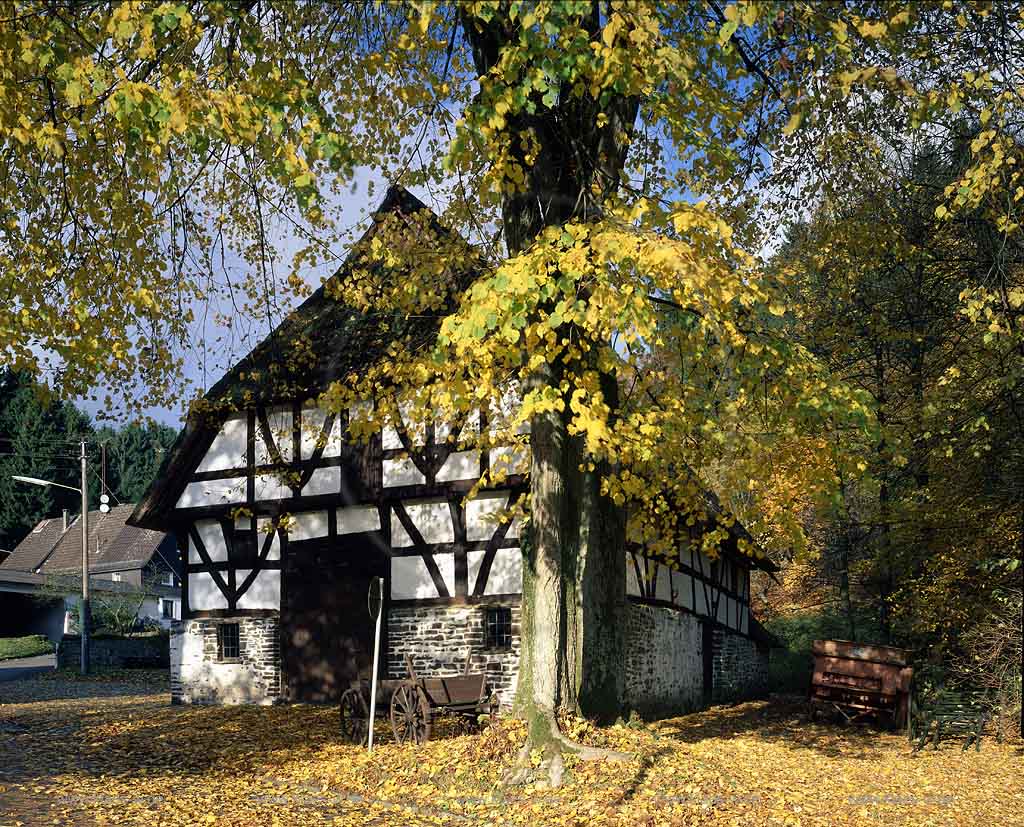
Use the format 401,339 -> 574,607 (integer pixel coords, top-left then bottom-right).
0,634 -> 54,661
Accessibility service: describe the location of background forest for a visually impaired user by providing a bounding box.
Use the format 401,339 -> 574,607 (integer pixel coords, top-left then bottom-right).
0,368 -> 176,552
747,132 -> 1023,727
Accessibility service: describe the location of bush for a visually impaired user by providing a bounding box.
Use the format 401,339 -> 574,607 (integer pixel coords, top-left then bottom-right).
765,609 -> 889,694
0,634 -> 55,661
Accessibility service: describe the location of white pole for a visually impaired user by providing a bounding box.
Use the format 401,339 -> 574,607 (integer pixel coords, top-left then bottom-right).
367,577 -> 383,754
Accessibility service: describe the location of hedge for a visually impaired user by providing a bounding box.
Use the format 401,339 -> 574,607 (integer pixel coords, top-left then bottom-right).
0,635 -> 55,661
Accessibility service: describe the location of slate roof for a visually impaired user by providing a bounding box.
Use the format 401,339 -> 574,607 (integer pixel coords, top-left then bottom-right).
1,504 -> 176,575
130,185 -> 477,530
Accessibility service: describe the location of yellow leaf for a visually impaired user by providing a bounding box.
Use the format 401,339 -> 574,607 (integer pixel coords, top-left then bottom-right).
782,112 -> 802,136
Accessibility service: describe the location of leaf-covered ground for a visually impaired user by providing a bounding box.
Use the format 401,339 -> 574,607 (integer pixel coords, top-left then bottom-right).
1,676 -> 1020,827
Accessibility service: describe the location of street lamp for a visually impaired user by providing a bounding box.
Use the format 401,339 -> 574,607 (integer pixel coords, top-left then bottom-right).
11,440 -> 91,674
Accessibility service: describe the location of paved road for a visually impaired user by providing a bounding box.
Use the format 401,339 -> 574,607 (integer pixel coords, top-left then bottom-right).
0,653 -> 55,682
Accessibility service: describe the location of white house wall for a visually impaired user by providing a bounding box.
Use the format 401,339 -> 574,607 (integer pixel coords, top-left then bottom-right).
391,501 -> 453,547
235,570 -> 280,610
189,572 -> 228,610
196,415 -> 248,473
337,506 -> 380,535
465,492 -> 519,542
391,554 -> 455,599
467,547 -> 522,595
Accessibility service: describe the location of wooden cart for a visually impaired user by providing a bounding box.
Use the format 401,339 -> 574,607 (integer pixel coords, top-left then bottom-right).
339,653 -> 499,745
808,639 -> 913,729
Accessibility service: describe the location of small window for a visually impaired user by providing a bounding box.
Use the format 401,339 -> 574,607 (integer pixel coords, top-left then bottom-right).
484,607 -> 512,650
162,571 -> 175,587
217,622 -> 240,660
160,598 -> 176,620
111,572 -> 122,583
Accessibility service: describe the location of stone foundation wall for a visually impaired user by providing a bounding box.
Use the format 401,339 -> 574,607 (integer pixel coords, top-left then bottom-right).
387,604 -> 521,708
623,602 -> 704,715
170,616 -> 281,705
711,628 -> 769,703
57,633 -> 168,669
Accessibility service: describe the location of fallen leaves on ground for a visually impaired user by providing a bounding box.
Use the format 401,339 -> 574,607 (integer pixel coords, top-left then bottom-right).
0,676 -> 1021,827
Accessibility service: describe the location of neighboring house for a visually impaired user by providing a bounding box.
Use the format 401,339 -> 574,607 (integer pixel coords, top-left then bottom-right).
0,548 -> 10,565
129,186 -> 777,709
0,504 -> 181,639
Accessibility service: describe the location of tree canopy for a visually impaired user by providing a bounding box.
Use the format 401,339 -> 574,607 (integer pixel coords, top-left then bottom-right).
3,0 -> 1024,754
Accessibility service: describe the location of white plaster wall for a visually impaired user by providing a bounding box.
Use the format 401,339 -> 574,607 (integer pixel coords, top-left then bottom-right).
467,546 -> 522,595
189,572 -> 228,610
391,501 -> 453,547
191,520 -> 227,563
256,406 -> 293,465
337,505 -> 380,534
626,554 -> 641,597
383,457 -> 425,487
300,405 -> 343,459
301,465 -> 340,497
235,569 -> 280,610
435,450 -> 479,482
390,553 -> 454,599
488,445 -> 528,476
253,473 -> 291,501
675,571 -> 694,610
289,510 -> 329,542
465,492 -> 519,542
196,415 -> 248,473
177,478 -> 246,509
655,564 -> 672,602
255,517 -> 281,560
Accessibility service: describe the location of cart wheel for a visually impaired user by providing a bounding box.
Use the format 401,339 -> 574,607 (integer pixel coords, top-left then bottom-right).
390,683 -> 431,745
339,688 -> 369,745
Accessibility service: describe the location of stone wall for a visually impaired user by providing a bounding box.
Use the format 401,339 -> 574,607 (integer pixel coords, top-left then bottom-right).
623,602 -> 704,715
170,616 -> 281,705
711,628 -> 769,703
387,604 -> 521,708
57,633 -> 169,669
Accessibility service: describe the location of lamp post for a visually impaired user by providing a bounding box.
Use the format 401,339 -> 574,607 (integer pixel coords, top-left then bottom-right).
12,439 -> 90,674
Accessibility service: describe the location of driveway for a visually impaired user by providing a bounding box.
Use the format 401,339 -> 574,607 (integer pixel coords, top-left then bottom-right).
0,653 -> 55,681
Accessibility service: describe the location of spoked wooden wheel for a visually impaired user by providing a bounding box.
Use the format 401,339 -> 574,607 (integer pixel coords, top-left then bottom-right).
390,683 -> 431,745
339,688 -> 369,745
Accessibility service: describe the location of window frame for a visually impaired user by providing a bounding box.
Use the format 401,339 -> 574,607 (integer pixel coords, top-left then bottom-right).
217,622 -> 240,661
483,606 -> 513,651
160,598 -> 176,620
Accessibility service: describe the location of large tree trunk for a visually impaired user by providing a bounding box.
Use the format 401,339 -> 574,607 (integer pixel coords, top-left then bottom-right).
458,4 -> 637,782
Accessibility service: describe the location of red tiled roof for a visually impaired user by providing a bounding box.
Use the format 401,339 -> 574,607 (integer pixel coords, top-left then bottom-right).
1,504 -> 173,574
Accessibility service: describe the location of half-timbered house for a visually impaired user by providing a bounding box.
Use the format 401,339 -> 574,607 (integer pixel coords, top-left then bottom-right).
129,186 -> 776,711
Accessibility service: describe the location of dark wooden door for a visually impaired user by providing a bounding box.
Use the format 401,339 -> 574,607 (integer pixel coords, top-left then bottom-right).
281,538 -> 387,703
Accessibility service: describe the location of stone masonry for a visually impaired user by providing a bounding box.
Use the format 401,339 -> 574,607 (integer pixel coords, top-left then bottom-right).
623,602 -> 704,715
711,627 -> 769,703
387,604 -> 521,708
170,616 -> 281,705
57,634 -> 169,669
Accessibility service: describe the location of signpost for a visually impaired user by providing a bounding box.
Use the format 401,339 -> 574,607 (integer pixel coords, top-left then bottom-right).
367,576 -> 384,754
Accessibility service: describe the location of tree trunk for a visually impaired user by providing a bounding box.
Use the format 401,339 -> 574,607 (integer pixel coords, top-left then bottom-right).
458,5 -> 638,782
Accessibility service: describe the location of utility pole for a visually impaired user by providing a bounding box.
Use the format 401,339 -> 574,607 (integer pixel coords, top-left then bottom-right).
80,439 -> 90,675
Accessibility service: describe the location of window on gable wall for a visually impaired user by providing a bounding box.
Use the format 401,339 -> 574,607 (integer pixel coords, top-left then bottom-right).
484,607 -> 512,650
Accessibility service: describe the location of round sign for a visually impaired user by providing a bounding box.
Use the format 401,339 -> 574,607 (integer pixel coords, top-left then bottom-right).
99,503 -> 110,513
367,576 -> 383,619
99,493 -> 110,504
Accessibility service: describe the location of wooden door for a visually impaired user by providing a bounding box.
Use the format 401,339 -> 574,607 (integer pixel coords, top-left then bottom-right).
281,537 -> 387,703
